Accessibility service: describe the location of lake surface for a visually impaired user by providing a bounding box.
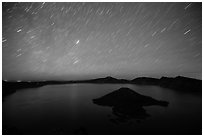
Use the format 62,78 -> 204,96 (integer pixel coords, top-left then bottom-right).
2,84 -> 202,135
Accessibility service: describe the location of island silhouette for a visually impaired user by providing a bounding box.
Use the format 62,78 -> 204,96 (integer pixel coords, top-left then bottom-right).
93,87 -> 169,124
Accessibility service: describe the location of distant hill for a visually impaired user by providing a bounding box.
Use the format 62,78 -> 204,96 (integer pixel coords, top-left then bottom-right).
84,76 -> 129,83
85,76 -> 202,93
2,76 -> 202,98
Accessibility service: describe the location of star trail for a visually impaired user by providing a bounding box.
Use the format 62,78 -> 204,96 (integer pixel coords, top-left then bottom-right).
2,2 -> 202,81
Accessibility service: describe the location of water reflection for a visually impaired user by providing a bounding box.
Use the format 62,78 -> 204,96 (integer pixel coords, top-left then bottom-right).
3,84 -> 201,135
93,87 -> 169,124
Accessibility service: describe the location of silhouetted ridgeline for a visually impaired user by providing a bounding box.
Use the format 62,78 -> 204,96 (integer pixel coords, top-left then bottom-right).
132,76 -> 202,93
2,80 -> 68,97
2,76 -> 201,98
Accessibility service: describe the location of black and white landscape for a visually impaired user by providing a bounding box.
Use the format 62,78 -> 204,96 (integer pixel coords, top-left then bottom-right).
2,2 -> 202,135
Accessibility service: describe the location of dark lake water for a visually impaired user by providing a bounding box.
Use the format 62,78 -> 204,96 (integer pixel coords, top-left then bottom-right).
2,84 -> 202,135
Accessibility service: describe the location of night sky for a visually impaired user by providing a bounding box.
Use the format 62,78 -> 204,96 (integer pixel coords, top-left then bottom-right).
2,2 -> 202,81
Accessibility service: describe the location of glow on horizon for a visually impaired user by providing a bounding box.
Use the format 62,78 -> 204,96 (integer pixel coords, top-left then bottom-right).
2,2 -> 201,80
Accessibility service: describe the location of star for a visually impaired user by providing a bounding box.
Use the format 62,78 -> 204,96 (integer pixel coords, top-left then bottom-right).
2,2 -> 201,80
